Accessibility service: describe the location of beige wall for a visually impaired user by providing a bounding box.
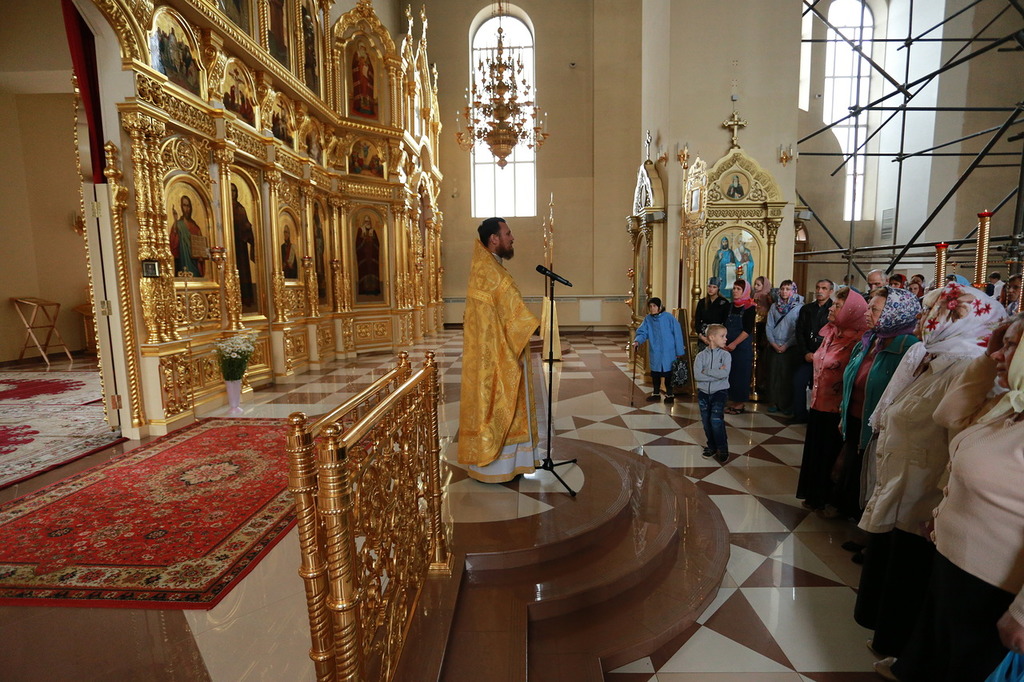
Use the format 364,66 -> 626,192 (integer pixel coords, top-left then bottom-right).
0,1 -> 87,363
951,1 -> 1023,278
658,0 -> 802,300
427,0 -> 640,328
0,93 -> 89,362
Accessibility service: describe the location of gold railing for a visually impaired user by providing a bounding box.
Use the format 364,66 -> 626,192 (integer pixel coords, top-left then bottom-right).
286,351 -> 452,682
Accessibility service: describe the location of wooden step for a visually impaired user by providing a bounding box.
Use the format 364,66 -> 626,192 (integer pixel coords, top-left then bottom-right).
458,445 -> 633,571
437,438 -> 730,682
467,450 -> 683,622
392,555 -> 466,682
528,465 -> 729,678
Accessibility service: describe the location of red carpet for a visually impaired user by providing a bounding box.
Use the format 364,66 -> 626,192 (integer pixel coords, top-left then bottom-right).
0,417 -> 295,609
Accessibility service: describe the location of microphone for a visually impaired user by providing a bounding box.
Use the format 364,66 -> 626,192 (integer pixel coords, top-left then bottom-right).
536,265 -> 573,287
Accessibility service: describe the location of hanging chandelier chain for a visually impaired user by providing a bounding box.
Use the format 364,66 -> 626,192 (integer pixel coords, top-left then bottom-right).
455,10 -> 549,168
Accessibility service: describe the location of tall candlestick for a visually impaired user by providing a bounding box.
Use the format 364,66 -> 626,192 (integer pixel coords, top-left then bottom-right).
974,210 -> 993,288
934,242 -> 949,287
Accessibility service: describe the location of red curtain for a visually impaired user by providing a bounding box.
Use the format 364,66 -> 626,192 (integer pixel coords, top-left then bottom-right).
61,0 -> 106,184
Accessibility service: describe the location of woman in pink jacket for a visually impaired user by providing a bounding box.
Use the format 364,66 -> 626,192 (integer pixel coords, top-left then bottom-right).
796,287 -> 869,510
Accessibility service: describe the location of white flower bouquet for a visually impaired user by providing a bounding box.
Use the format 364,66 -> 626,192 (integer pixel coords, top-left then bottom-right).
214,332 -> 256,381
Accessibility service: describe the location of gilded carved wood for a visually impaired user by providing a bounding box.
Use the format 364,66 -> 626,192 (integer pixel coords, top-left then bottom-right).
82,0 -> 443,433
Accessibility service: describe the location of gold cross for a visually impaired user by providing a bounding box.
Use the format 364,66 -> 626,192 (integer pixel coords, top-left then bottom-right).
722,111 -> 747,150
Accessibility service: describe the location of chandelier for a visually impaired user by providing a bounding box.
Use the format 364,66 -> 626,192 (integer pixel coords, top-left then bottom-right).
455,14 -> 548,168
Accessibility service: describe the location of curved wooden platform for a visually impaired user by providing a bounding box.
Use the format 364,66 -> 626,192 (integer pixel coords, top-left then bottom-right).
413,437 -> 730,682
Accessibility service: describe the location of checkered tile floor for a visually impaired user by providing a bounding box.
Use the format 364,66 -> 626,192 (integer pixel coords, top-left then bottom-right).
227,330 -> 876,681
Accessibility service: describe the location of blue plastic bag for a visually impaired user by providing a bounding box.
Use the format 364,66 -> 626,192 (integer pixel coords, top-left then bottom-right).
986,651 -> 1024,682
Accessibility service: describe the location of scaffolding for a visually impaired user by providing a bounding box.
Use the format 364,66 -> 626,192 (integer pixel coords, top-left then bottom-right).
797,0 -> 1024,284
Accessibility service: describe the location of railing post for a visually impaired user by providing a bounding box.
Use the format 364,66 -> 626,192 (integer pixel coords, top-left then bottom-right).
397,350 -> 411,382
318,425 -> 365,682
424,352 -> 452,574
286,412 -> 336,682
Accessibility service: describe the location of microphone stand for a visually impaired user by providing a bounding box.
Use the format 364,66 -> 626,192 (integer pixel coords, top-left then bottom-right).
539,271 -> 577,496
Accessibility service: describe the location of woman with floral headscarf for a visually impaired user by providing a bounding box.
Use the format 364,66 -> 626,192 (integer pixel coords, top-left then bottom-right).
854,284 -> 1006,661
824,286 -> 921,521
878,312 -> 1024,682
724,279 -> 756,414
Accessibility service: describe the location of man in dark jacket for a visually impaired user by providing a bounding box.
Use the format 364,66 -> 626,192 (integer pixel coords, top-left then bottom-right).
694,277 -> 731,349
790,279 -> 834,423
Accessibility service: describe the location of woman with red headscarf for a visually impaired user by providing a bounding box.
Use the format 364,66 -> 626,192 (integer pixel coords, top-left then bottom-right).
724,280 -> 756,414
796,286 -> 869,510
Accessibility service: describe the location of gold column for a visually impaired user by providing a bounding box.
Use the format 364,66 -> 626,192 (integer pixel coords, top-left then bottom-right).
424,352 -> 453,574
103,143 -> 146,428
267,169 -> 289,323
293,0 -> 305,90
434,212 -> 444,306
286,413 -> 336,682
301,185 -> 319,318
216,146 -> 244,330
122,110 -> 178,343
766,218 -> 780,284
397,203 -> 412,309
424,218 -> 436,305
934,242 -> 949,286
330,259 -> 343,313
388,61 -> 404,130
318,0 -> 334,109
304,255 -> 320,318
974,210 -> 993,288
336,199 -> 353,313
318,424 -> 365,681
329,197 -> 345,313
257,0 -> 270,52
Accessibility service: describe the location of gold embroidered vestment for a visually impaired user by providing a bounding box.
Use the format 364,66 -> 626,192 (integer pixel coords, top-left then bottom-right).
458,241 -> 539,468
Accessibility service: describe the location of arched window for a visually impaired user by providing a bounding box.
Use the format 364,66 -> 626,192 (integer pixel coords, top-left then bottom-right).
824,0 -> 873,221
469,15 -> 537,218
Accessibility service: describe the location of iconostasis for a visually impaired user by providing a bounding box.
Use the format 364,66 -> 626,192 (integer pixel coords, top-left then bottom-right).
77,0 -> 443,437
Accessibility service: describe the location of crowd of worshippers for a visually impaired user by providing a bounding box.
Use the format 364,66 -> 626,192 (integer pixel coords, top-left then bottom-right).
693,268 -> 1024,682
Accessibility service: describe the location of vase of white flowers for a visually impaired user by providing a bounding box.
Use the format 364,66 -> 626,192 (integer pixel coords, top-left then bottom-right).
214,332 -> 255,415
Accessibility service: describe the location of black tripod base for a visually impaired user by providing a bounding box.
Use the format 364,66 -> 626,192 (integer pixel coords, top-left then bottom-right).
538,456 -> 578,496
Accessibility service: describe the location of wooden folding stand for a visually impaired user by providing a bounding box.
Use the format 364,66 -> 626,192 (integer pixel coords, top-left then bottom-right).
10,297 -> 74,370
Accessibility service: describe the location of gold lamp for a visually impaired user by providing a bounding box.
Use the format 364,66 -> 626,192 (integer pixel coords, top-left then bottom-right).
455,4 -> 548,168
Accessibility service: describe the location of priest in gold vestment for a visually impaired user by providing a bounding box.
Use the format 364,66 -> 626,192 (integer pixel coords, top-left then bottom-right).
458,218 -> 541,483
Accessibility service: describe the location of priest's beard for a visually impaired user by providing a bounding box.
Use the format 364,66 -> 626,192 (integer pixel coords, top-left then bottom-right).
497,245 -> 514,260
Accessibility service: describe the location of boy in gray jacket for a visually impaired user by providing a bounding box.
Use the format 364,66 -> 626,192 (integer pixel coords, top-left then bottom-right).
693,323 -> 731,463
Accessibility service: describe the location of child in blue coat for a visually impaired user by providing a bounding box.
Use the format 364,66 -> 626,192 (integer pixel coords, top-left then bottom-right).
633,297 -> 686,403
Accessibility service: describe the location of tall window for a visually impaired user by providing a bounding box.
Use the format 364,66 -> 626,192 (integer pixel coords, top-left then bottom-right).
798,6 -> 813,111
470,15 -> 537,218
823,0 -> 873,221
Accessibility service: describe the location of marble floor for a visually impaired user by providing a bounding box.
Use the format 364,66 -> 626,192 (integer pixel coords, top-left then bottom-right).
0,330 -> 878,681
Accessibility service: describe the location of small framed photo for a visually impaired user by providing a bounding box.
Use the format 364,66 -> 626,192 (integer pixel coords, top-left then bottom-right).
141,259 -> 161,278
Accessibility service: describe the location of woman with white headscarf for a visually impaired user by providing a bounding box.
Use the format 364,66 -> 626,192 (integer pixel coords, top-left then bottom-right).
878,312 -> 1024,681
855,283 -> 1006,660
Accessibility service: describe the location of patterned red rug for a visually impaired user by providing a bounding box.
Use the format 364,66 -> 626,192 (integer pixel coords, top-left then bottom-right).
0,417 -> 294,609
0,372 -> 103,406
0,370 -> 124,488
0,405 -> 126,489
